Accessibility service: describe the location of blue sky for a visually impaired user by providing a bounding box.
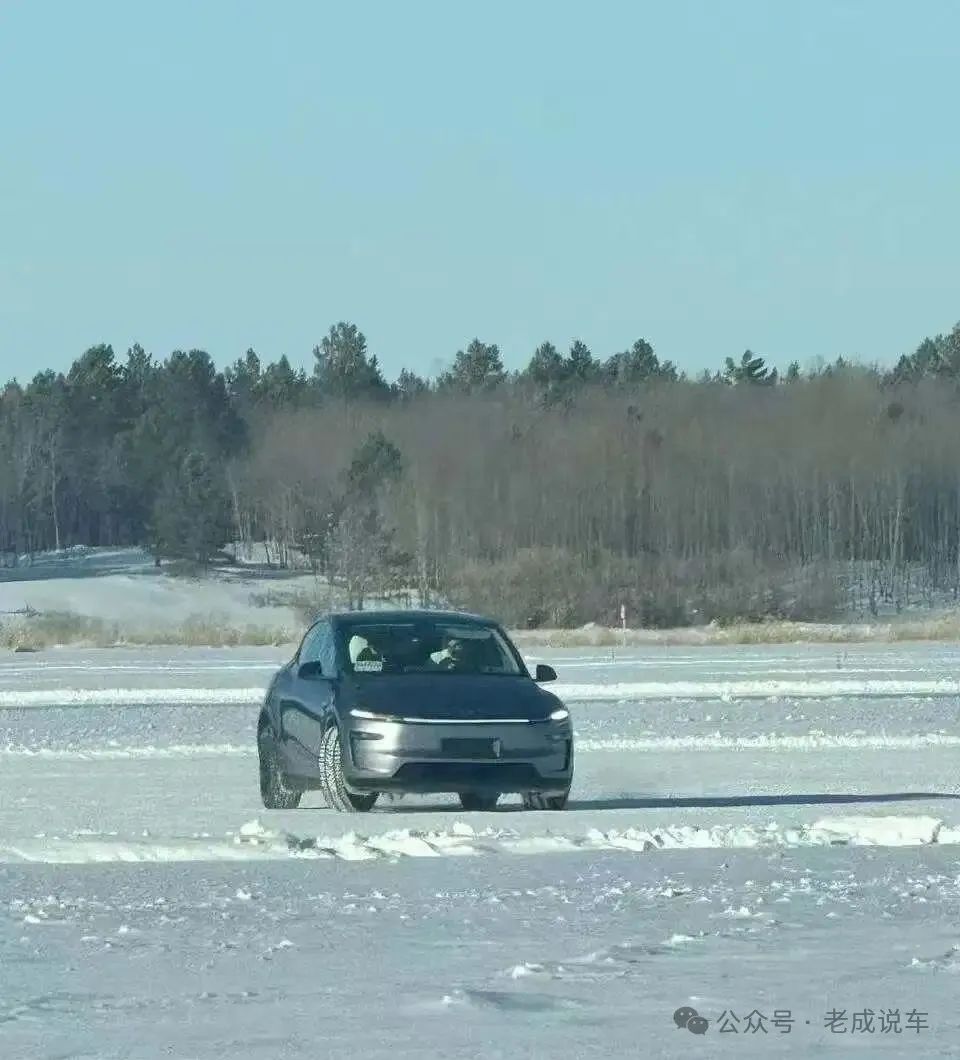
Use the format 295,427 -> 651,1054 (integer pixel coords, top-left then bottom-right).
1,1 -> 958,382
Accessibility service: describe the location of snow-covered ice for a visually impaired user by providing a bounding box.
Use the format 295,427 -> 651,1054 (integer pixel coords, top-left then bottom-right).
3,641 -> 960,1056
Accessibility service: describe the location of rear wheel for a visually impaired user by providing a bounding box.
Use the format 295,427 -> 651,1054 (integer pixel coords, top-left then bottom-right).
319,726 -> 378,812
522,788 -> 570,811
258,731 -> 302,809
458,792 -> 500,811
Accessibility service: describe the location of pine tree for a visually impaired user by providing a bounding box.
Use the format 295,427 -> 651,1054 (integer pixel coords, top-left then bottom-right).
259,356 -> 308,407
152,450 -> 233,566
225,348 -> 262,411
523,342 -> 568,387
604,339 -> 677,384
392,367 -> 429,400
313,322 -> 389,400
439,339 -> 505,391
723,350 -> 777,385
326,432 -> 410,607
566,339 -> 597,382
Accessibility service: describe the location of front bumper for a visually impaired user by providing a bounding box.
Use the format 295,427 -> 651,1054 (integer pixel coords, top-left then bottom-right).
343,716 -> 573,794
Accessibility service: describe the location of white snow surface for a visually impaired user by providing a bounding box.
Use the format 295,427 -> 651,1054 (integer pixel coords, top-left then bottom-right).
5,675 -> 960,708
558,677 -> 960,699
3,640 -> 960,1056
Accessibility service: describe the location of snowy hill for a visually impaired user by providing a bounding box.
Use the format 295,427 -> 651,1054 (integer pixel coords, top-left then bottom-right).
0,547 -> 313,646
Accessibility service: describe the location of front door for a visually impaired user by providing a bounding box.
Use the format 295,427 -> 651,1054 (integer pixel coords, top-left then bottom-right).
278,621 -> 337,778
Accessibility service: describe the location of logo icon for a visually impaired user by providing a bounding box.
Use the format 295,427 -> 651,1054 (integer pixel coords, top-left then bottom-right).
674,1006 -> 710,1035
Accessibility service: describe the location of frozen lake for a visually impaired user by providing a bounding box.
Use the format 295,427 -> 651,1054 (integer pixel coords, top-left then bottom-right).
2,642 -> 960,1056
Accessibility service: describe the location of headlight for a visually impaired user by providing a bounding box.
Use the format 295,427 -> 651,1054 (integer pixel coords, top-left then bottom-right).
549,708 -> 570,722
350,708 -> 403,722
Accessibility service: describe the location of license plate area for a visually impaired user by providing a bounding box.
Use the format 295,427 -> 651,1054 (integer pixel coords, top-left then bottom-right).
442,737 -> 500,759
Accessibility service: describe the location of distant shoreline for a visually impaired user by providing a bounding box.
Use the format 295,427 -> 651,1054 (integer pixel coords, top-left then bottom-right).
3,611 -> 960,651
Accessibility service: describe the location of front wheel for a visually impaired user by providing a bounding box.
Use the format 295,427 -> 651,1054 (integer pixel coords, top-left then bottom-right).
319,726 -> 378,812
458,792 -> 499,811
258,732 -> 302,809
522,788 -> 570,811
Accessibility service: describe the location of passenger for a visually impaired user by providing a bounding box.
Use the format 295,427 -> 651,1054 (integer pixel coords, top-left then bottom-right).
348,634 -> 383,669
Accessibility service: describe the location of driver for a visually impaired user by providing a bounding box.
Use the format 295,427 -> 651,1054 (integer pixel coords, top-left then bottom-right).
437,634 -> 479,671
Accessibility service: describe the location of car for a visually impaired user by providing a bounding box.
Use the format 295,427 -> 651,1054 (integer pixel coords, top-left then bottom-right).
256,609 -> 573,812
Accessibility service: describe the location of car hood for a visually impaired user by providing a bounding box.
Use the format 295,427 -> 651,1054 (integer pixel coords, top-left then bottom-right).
343,674 -> 559,721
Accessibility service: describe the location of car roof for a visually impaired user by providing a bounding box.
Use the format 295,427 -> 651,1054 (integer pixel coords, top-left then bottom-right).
325,609 -> 496,627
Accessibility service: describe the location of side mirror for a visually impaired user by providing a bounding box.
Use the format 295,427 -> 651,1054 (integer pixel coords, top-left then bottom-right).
298,660 -> 326,680
535,663 -> 557,683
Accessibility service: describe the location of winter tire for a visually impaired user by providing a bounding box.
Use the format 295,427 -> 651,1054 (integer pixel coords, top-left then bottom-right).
319,726 -> 378,812
522,788 -> 570,810
258,731 -> 302,809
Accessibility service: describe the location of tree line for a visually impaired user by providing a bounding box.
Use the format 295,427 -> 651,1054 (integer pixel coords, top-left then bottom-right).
2,319 -> 960,626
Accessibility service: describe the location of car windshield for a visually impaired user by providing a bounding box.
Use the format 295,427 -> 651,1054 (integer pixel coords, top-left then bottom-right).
338,619 -> 523,676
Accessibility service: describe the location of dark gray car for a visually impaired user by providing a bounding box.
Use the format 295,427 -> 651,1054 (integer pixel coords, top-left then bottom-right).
257,610 -> 573,812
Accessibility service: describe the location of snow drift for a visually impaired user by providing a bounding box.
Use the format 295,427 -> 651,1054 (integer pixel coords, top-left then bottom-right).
0,813 -> 951,865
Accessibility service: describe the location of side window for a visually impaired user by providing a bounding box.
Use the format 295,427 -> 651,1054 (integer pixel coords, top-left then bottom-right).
299,624 -> 323,664
299,622 -> 337,676
318,623 -> 338,677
